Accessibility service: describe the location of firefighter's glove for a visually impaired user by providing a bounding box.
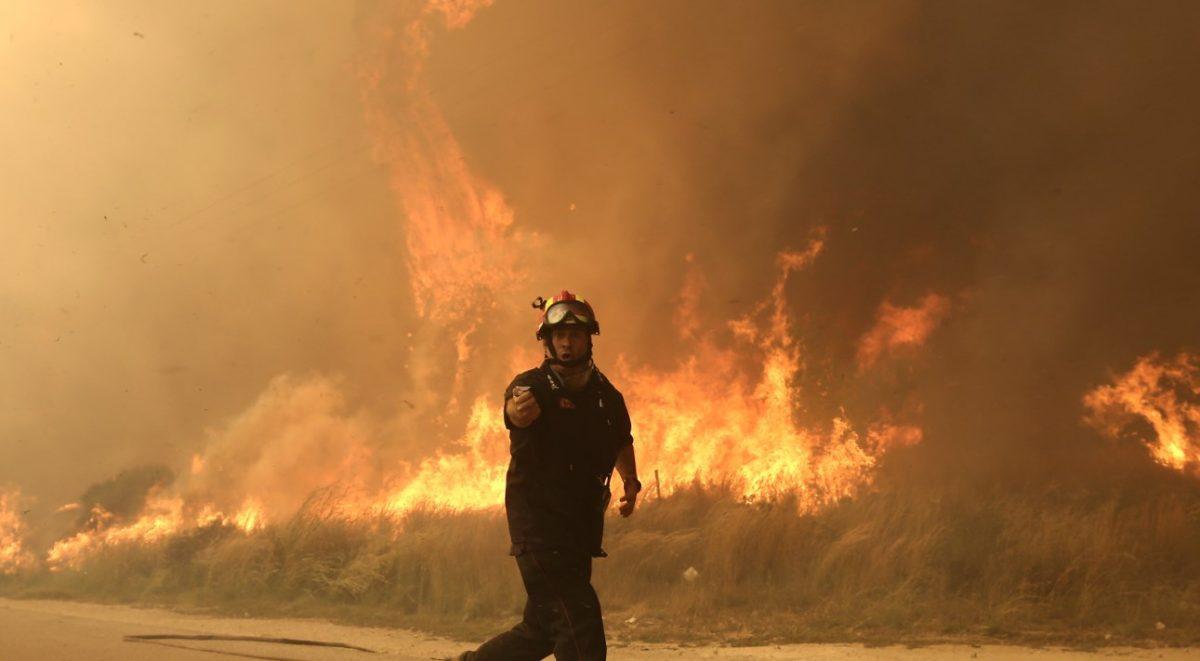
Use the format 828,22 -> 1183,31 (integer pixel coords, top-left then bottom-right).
506,387 -> 541,428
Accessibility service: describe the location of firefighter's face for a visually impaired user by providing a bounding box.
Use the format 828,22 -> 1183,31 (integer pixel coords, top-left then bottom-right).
551,326 -> 589,362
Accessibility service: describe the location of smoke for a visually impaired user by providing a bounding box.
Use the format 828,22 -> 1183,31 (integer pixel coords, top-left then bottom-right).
0,2 -> 415,508
425,0 -> 1200,480
4,0 -> 1200,519
181,374 -> 384,520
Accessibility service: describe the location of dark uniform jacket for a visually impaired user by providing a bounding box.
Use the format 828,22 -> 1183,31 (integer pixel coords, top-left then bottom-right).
502,361 -> 633,557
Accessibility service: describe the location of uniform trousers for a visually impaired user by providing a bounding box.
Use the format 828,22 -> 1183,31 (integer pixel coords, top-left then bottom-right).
463,549 -> 605,661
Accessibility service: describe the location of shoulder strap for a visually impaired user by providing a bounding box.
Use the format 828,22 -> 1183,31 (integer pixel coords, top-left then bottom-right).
539,363 -> 564,392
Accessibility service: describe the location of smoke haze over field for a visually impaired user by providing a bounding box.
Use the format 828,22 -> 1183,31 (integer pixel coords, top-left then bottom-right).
3,0 -> 1200,512
1,2 -> 410,506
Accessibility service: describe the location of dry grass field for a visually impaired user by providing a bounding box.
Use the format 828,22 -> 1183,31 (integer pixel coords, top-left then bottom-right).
4,474 -> 1200,648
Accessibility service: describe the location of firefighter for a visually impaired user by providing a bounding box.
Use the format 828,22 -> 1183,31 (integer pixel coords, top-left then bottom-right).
458,291 -> 641,661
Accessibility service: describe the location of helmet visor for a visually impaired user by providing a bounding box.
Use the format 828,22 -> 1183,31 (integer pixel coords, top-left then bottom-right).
545,300 -> 592,326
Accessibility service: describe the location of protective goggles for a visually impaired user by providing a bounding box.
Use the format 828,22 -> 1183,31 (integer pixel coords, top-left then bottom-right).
545,301 -> 592,325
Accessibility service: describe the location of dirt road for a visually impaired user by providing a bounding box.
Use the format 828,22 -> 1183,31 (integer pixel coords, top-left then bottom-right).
0,598 -> 1194,660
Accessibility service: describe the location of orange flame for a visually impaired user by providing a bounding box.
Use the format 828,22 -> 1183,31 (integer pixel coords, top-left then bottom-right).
1084,352 -> 1200,475
356,0 -> 531,419
617,241 -> 920,509
358,0 -> 517,324
232,499 -> 265,533
47,492 -> 184,570
856,293 -> 950,370
378,238 -> 925,513
367,236 -> 929,514
1,488 -> 35,574
382,396 -> 508,514
45,490 -> 273,571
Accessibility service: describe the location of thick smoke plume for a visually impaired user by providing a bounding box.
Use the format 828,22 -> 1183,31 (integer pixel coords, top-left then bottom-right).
426,0 -> 1200,484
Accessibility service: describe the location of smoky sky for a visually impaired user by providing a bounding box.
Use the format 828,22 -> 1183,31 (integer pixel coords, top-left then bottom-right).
1,2 -> 413,506
430,0 -> 1200,478
3,0 -> 1199,509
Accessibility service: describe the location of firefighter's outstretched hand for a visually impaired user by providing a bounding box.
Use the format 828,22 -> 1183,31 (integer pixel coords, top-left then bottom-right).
506,387 -> 541,428
618,483 -> 639,517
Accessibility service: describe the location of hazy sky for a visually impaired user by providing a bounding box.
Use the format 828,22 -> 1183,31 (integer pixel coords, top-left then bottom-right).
1,2 -> 410,504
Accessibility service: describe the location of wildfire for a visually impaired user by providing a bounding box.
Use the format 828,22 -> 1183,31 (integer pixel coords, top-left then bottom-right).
46,491 -> 270,571
1084,352 -> 1200,475
358,0 -> 519,325
1,488 -> 34,575
384,235 -> 935,513
33,228 -> 934,569
382,396 -> 508,514
357,0 -> 530,416
232,499 -> 265,533
19,0 -> 936,570
46,494 -> 183,570
618,242 -> 926,509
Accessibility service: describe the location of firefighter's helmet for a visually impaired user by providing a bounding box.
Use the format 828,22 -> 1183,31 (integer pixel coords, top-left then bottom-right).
533,290 -> 600,340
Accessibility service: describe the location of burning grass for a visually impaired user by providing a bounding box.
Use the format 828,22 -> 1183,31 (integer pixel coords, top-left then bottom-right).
3,480 -> 1199,646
